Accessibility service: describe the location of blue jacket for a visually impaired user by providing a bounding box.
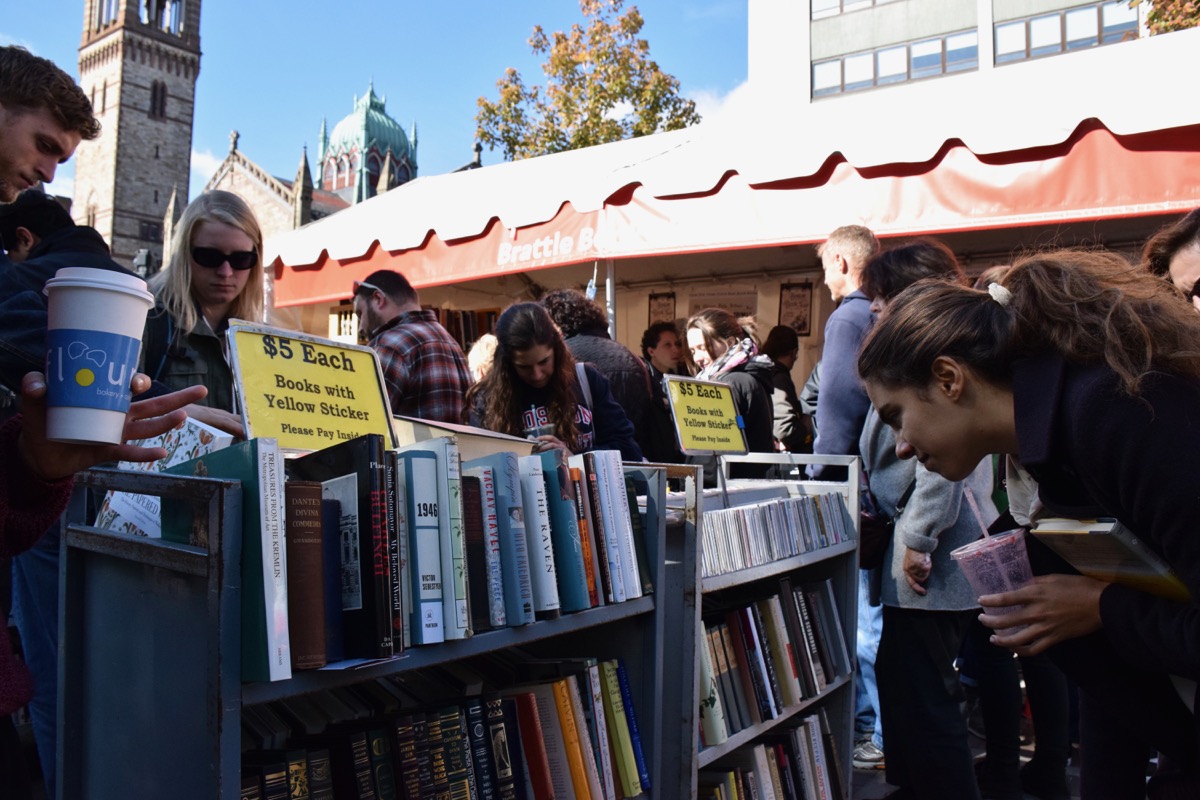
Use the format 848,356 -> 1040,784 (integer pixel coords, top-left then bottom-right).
810,290 -> 873,478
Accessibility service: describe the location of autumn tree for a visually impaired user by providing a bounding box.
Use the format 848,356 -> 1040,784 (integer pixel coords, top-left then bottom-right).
1135,0 -> 1200,34
476,0 -> 701,162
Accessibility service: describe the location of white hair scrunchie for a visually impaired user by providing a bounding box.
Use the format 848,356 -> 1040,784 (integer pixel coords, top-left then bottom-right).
988,283 -> 1013,307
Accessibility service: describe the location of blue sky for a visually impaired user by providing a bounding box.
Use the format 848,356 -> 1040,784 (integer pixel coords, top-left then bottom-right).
3,0 -> 748,201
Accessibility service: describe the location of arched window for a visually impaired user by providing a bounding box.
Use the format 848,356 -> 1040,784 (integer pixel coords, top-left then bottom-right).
324,158 -> 337,191
337,157 -> 349,189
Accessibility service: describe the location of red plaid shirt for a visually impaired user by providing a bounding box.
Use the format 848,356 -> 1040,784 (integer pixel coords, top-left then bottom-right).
370,310 -> 472,423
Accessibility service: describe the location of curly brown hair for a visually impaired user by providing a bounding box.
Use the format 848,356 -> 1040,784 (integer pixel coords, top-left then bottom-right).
1141,209 -> 1200,279
541,288 -> 608,338
859,248 -> 1200,397
0,46 -> 100,140
465,303 -> 583,450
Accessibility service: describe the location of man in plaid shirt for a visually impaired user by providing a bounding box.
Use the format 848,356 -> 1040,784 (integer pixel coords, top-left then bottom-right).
352,270 -> 472,423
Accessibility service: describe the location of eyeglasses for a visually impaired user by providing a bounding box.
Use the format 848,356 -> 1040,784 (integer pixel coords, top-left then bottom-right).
353,280 -> 382,296
191,247 -> 257,271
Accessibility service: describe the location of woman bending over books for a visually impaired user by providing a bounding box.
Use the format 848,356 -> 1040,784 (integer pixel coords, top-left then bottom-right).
466,302 -> 643,461
857,249 -> 1200,799
1,371 -> 204,716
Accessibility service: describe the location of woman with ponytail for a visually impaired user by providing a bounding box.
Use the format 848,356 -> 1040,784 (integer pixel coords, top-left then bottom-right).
857,249 -> 1200,798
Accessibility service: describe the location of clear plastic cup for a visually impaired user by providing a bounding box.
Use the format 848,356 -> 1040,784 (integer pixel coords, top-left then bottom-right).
43,267 -> 154,444
951,529 -> 1034,635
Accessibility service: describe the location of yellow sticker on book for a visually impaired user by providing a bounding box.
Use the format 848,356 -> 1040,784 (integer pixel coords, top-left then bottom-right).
228,322 -> 397,452
663,375 -> 749,456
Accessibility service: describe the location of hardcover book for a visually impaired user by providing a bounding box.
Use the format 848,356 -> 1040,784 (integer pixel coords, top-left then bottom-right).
464,465 -> 508,628
288,434 -> 394,659
464,452 -> 535,625
164,438 -> 291,682
285,480 -> 327,670
1031,517 -> 1190,601
395,449 -> 445,644
539,449 -> 591,612
518,454 -> 562,619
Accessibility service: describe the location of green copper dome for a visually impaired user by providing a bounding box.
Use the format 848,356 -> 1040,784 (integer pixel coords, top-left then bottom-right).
327,83 -> 412,163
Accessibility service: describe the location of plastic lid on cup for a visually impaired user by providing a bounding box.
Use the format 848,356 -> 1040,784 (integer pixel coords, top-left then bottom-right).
43,266 -> 153,305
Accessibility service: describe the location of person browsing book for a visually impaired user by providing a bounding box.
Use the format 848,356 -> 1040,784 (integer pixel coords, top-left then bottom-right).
857,249 -> 1200,798
857,239 -> 993,800
465,302 -> 642,461
141,190 -> 263,437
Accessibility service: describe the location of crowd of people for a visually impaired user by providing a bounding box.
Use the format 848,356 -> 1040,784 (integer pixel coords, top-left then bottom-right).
4,40 -> 1200,800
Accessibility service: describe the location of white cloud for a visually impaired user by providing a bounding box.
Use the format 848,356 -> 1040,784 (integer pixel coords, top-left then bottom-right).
190,148 -> 223,197
692,80 -> 753,125
606,100 -> 635,122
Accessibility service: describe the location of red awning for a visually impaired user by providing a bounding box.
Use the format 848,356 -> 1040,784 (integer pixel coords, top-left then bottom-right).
272,120 -> 1200,308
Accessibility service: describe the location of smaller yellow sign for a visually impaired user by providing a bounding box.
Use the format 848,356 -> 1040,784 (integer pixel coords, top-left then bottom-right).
228,322 -> 396,452
664,376 -> 749,456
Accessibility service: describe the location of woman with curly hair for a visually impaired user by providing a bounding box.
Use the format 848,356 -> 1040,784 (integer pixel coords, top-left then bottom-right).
857,248 -> 1200,798
465,303 -> 642,460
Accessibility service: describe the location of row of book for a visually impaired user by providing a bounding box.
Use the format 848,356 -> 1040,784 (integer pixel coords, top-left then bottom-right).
698,710 -> 845,800
239,655 -> 650,800
700,493 -> 853,578
95,418 -> 657,682
697,577 -> 850,748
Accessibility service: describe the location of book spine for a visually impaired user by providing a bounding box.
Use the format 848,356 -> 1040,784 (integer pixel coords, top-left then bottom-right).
698,617 -> 729,747
442,442 -> 471,640
805,716 -> 833,800
461,475 -> 492,634
765,595 -> 803,706
261,440 -> 292,681
307,748 -> 335,800
385,452 -> 405,653
777,577 -> 817,700
606,451 -> 642,600
466,698 -> 500,800
368,727 -> 399,800
474,467 -> 508,627
623,473 -> 655,597
393,715 -> 422,800
816,708 -> 847,800
439,705 -> 474,800
553,679 -> 594,800
793,588 -> 827,690
497,455 -> 535,625
585,663 -> 617,800
404,453 -> 445,644
285,749 -> 311,800
803,587 -> 837,683
518,455 -> 562,619
751,600 -> 790,711
584,453 -> 621,603
369,447 -> 396,659
497,697 -> 531,800
529,686 -> 574,799
320,499 -> 346,663
540,450 -> 590,613
615,658 -> 650,791
569,466 -> 601,607
724,612 -> 767,725
285,480 -> 327,670
600,660 -> 641,798
426,711 -> 451,798
508,690 -> 549,800
707,622 -> 742,734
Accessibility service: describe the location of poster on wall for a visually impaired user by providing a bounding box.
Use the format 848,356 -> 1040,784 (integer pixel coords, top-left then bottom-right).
688,285 -> 758,318
778,282 -> 814,337
648,292 -> 676,325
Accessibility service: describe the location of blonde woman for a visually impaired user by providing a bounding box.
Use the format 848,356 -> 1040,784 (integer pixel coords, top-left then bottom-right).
142,190 -> 264,434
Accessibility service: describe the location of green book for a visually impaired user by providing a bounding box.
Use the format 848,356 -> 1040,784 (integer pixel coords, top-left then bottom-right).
164,437 -> 291,682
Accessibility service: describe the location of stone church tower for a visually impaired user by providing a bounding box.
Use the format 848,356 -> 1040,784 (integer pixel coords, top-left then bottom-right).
72,0 -> 200,270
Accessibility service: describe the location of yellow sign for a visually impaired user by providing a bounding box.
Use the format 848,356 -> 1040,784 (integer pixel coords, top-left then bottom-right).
664,375 -> 749,456
228,322 -> 396,452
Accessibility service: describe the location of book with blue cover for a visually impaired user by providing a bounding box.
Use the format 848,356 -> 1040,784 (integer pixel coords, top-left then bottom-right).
464,452 -> 535,626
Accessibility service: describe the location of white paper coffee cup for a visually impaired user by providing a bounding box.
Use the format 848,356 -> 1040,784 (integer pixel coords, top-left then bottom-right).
43,267 -> 154,444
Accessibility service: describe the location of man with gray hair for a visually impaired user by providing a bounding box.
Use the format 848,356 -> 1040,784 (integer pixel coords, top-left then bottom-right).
810,223 -> 884,771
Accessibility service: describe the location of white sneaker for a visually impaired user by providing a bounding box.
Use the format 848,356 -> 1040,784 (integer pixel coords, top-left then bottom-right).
853,739 -> 885,770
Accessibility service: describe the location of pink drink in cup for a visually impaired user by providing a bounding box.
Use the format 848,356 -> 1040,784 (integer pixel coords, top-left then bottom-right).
43,267 -> 154,444
951,529 -> 1034,636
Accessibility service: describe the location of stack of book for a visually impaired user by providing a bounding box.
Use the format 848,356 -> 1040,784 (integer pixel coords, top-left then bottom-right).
700,493 -> 852,578
111,419 -> 658,681
698,578 -> 851,747
697,709 -> 844,800
238,655 -> 651,800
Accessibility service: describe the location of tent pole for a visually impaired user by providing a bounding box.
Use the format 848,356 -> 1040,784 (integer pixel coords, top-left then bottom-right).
605,258 -> 616,339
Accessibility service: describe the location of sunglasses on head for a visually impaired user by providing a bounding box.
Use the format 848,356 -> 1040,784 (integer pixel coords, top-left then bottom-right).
191,246 -> 257,271
353,280 -> 382,295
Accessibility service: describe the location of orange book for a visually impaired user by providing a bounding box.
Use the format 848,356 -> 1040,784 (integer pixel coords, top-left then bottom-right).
569,466 -> 600,606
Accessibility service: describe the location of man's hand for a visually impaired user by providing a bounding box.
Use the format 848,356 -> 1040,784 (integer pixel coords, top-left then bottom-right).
17,371 -> 208,481
903,547 -> 932,595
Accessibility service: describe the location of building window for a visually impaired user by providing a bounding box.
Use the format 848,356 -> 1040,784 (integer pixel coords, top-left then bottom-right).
97,0 -> 118,27
812,29 -> 978,97
101,82 -> 107,114
139,221 -> 163,242
812,0 -> 904,20
994,1 -> 1139,65
149,81 -> 168,120
86,205 -> 97,228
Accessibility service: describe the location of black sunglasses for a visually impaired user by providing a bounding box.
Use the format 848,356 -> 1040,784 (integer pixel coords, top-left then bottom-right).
191,246 -> 257,271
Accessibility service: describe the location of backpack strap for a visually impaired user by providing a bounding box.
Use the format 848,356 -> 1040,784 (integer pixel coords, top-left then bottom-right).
575,361 -> 593,410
